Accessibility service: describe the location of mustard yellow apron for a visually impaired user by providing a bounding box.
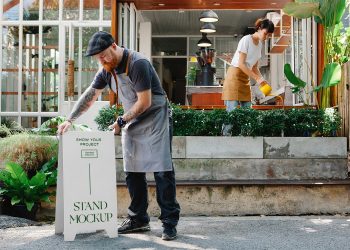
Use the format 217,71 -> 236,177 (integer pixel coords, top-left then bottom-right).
222,66 -> 251,102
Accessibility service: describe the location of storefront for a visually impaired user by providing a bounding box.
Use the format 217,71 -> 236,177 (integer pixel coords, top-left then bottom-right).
0,0 -> 319,129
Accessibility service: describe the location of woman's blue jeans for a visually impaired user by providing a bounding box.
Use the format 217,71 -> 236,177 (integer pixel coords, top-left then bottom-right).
225,100 -> 252,112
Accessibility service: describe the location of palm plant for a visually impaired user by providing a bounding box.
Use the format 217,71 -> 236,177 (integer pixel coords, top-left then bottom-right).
283,0 -> 347,108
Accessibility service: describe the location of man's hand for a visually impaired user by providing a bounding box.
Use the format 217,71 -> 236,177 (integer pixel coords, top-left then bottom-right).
57,121 -> 72,135
108,122 -> 121,135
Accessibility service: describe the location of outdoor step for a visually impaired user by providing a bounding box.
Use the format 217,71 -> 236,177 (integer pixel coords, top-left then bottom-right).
264,137 -> 347,159
40,181 -> 350,217
115,136 -> 348,159
115,158 -> 348,181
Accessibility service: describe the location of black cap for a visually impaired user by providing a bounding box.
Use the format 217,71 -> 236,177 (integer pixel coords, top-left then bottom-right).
85,31 -> 115,57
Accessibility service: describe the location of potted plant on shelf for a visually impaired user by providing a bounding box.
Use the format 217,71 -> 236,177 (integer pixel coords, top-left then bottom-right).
0,157 -> 57,220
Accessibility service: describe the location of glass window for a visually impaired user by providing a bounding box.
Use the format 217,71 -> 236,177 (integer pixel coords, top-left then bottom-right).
152,37 -> 187,56
2,1 -> 19,21
214,37 -> 237,84
23,1 -> 39,21
2,26 -> 19,112
44,0 -> 59,20
0,116 -> 18,126
63,0 -> 80,20
42,26 -> 59,112
21,116 -> 38,128
65,27 -> 100,101
22,29 -> 39,112
103,0 -> 112,20
83,1 -> 99,20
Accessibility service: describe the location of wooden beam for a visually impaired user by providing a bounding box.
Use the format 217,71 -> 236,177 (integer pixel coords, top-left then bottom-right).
109,0 -> 118,106
4,0 -> 19,13
317,24 -> 324,106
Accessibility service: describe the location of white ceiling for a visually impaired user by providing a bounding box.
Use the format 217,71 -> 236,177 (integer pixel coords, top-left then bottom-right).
141,10 -> 270,36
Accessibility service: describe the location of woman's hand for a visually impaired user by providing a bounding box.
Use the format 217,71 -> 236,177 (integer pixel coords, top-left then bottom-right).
256,77 -> 266,85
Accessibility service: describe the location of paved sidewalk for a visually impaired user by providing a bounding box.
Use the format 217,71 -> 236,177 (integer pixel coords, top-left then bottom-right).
0,215 -> 349,250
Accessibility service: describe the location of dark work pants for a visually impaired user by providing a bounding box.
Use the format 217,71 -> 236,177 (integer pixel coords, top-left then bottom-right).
125,114 -> 180,227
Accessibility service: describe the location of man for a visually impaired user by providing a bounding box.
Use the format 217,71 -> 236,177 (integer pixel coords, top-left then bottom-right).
57,31 -> 180,241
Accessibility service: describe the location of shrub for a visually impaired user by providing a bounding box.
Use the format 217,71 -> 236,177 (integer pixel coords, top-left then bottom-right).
0,133 -> 58,176
284,108 -> 322,136
94,105 -> 124,131
260,109 -> 287,137
229,108 -> 262,136
0,125 -> 12,138
94,104 -> 342,137
319,108 -> 342,136
0,119 -> 24,135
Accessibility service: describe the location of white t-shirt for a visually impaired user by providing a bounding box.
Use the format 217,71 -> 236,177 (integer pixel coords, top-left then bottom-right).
231,35 -> 262,69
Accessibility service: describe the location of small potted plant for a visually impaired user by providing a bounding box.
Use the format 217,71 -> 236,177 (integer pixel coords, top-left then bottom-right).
0,157 -> 57,220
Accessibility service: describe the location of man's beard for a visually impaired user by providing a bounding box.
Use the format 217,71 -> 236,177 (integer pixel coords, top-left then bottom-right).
103,57 -> 118,72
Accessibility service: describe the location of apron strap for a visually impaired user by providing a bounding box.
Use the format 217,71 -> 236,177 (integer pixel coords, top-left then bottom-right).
110,50 -> 133,107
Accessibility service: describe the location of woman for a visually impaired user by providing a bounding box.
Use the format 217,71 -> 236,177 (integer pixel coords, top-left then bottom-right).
222,18 -> 274,111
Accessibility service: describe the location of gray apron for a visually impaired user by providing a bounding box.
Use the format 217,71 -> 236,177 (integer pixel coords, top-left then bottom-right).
110,51 -> 172,172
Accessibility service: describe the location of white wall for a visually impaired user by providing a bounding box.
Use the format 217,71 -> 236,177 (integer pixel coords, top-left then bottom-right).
139,22 -> 152,60
61,101 -> 110,130
270,54 -> 286,91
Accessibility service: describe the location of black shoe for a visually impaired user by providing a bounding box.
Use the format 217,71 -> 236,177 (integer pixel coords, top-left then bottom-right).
162,225 -> 177,241
118,217 -> 150,234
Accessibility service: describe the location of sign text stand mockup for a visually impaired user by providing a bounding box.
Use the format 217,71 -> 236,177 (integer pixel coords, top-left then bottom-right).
55,131 -> 118,241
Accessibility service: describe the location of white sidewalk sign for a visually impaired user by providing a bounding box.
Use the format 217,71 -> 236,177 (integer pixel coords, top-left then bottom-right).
55,131 -> 118,241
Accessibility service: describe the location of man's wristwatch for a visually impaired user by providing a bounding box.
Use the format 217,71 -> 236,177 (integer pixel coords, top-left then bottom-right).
116,116 -> 127,128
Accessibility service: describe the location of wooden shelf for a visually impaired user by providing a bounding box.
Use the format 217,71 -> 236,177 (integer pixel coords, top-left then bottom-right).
270,14 -> 292,54
270,45 -> 289,54
2,68 -> 97,72
23,45 -> 58,50
2,68 -> 58,72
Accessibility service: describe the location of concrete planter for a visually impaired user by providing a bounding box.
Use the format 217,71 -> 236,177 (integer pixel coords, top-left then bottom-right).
115,136 -> 348,181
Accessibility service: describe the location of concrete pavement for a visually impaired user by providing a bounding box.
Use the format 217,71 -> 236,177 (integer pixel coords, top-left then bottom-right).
1,215 -> 349,250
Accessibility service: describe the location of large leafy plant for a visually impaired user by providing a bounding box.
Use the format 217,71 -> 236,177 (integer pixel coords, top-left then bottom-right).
283,0 -> 347,108
0,158 -> 57,211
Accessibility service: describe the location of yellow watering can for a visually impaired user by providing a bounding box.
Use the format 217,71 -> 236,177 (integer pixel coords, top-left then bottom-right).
259,81 -> 272,96
258,81 -> 284,106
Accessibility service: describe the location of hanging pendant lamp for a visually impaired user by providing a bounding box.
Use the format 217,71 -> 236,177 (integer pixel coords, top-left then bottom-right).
200,23 -> 216,33
197,33 -> 212,47
199,10 -> 219,23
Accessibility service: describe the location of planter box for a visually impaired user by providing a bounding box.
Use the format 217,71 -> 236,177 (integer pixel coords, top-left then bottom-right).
114,136 -> 348,181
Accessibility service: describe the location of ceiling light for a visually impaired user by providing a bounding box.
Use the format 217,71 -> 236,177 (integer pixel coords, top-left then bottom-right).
271,2 -> 277,5
197,34 -> 212,47
158,3 -> 165,6
213,3 -> 221,6
200,23 -> 216,33
199,10 -> 219,23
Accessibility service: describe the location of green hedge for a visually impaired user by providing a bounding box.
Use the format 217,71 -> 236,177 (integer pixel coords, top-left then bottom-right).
95,105 -> 341,137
